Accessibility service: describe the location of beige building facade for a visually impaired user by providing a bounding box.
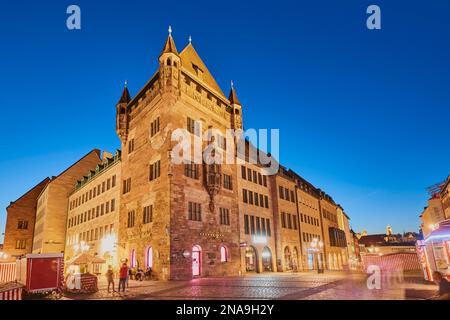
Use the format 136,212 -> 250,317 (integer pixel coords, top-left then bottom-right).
65,151 -> 121,273
32,150 -> 102,254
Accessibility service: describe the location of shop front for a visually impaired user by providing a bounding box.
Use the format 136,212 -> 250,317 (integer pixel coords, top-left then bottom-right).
418,221 -> 450,281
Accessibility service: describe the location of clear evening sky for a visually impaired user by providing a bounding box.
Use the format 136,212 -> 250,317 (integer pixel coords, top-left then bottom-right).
1,1 -> 449,242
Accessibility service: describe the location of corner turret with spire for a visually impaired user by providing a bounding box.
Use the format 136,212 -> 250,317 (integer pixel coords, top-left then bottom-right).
229,81 -> 243,130
159,26 -> 181,95
116,80 -> 131,143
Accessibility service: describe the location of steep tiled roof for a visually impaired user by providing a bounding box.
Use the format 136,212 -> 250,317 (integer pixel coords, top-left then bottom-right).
180,43 -> 225,99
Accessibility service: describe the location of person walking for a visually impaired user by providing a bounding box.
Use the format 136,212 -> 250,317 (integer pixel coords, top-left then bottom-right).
118,263 -> 128,292
106,265 -> 115,293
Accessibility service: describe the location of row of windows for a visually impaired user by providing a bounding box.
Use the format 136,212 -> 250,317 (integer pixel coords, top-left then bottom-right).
184,163 -> 233,191
244,214 -> 271,236
127,205 -> 154,228
67,224 -> 115,245
242,189 -> 269,208
323,209 -> 338,224
70,175 -> 117,210
303,232 -> 321,243
123,161 -> 161,195
300,214 -> 319,227
279,186 -> 295,203
281,212 -> 298,230
241,166 -> 267,187
68,199 -> 116,228
298,196 -> 319,211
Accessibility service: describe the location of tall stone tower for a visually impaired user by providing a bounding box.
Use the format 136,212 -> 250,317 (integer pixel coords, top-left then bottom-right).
116,28 -> 241,280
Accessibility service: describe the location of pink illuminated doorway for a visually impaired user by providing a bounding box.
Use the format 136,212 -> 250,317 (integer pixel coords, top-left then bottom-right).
192,245 -> 202,276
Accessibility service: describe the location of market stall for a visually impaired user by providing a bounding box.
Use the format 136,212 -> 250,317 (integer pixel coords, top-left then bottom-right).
65,253 -> 105,293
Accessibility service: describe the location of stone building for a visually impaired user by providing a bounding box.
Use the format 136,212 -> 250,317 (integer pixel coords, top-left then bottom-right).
112,29 -> 352,280
32,150 -> 103,254
64,151 -> 122,273
270,167 -> 302,272
294,173 -> 324,270
3,28 -> 353,280
2,178 -> 50,261
318,191 -> 347,270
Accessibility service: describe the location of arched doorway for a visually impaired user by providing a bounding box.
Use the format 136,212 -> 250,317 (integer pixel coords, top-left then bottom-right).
245,246 -> 258,272
146,247 -> 153,269
261,247 -> 273,272
130,249 -> 137,268
220,246 -> 228,262
292,247 -> 299,271
192,245 -> 202,276
284,247 -> 292,271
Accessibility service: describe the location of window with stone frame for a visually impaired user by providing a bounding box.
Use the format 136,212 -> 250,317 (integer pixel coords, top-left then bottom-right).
150,116 -> 160,137
184,162 -> 199,179
187,117 -> 200,136
223,174 -> 232,190
128,138 -> 135,154
220,208 -> 230,225
143,205 -> 153,224
149,160 -> 161,181
127,210 -> 135,228
15,239 -> 26,249
17,220 -> 28,230
123,178 -> 131,194
188,201 -> 202,221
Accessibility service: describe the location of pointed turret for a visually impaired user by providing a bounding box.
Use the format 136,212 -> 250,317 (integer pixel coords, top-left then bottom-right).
159,26 -> 181,95
228,82 -> 241,105
118,81 -> 131,104
116,81 -> 130,143
229,81 -> 243,130
160,26 -> 178,56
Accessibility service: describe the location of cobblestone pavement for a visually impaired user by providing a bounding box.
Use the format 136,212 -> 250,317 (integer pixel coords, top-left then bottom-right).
63,271 -> 437,300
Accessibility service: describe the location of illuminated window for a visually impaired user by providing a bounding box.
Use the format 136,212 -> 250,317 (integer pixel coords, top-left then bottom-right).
220,246 -> 228,262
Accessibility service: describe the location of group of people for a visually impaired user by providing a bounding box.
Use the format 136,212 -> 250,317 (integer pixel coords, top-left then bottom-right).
105,263 -> 153,293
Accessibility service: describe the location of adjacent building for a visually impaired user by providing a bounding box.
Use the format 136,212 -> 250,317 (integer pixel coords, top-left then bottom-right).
65,151 -> 122,273
32,150 -> 103,254
2,178 -> 50,261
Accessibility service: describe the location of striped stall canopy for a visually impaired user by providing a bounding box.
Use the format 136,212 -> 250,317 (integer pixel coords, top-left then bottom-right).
0,283 -> 23,300
362,252 -> 421,272
0,263 -> 17,284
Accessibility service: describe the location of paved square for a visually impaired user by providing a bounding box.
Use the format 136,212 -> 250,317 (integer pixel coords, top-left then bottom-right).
63,271 -> 437,300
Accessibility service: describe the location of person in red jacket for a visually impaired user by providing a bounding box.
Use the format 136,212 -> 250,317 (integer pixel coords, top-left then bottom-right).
118,263 -> 128,292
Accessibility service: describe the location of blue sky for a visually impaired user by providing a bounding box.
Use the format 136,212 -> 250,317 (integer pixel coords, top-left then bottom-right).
1,0 -> 449,242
